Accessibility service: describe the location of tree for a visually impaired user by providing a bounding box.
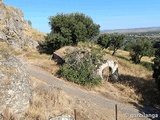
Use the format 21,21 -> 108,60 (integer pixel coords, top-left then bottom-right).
110,33 -> 125,56
28,20 -> 32,26
97,33 -> 110,49
39,33 -> 66,54
153,41 -> 160,90
40,13 -> 100,54
129,38 -> 154,64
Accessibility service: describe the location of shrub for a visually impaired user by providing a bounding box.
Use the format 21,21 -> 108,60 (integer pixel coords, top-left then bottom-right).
60,47 -> 104,86
153,41 -> 160,90
140,62 -> 153,71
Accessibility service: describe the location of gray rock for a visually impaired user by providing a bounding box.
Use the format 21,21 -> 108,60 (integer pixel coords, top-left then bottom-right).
0,30 -> 6,41
50,115 -> 75,120
0,1 -> 44,50
0,52 -> 32,115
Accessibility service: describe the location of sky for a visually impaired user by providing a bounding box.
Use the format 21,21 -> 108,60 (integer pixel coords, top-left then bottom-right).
3,0 -> 160,33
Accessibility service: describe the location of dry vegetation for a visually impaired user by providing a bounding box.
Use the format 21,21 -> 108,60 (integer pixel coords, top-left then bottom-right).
22,42 -> 160,108
95,49 -> 160,108
20,76 -> 128,120
1,41 -> 159,119
23,27 -> 46,42
0,41 -> 24,56
22,50 -> 60,76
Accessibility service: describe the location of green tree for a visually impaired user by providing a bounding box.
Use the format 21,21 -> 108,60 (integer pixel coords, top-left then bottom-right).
110,33 -> 125,56
129,38 -> 154,64
97,33 -> 110,49
28,20 -> 32,26
40,13 -> 100,54
153,41 -> 160,90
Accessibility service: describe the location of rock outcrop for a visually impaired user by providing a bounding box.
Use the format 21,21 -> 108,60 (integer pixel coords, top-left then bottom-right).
52,46 -> 78,64
0,0 -> 45,50
0,51 -> 32,116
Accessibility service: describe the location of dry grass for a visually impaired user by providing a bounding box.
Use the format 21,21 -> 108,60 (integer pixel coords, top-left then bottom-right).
116,49 -> 153,63
20,42 -> 160,108
0,42 -> 25,56
24,86 -> 73,120
0,42 -> 12,53
22,50 -> 60,76
23,27 -> 46,42
22,77 -> 129,120
1,42 -> 156,119
95,50 -> 160,108
75,43 -> 160,107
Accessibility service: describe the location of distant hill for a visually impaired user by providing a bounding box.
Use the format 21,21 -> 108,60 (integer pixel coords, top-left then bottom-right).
102,27 -> 160,34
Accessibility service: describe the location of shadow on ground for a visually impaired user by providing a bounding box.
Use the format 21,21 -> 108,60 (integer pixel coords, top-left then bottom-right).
117,55 -> 153,71
119,74 -> 160,107
118,74 -> 160,119
117,55 -> 130,61
129,102 -> 160,120
140,61 -> 153,71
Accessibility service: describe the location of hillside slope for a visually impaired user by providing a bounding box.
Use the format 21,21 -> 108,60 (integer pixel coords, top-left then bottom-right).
102,27 -> 160,34
0,0 -> 45,50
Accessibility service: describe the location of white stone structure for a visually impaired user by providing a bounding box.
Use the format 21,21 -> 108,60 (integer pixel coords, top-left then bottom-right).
97,59 -> 118,81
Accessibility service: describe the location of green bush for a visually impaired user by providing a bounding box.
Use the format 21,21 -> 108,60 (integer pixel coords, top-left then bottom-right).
153,41 -> 160,90
39,13 -> 100,54
60,48 -> 103,86
140,62 -> 153,71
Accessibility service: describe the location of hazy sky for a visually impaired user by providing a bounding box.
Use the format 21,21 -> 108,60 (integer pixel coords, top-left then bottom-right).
3,0 -> 160,33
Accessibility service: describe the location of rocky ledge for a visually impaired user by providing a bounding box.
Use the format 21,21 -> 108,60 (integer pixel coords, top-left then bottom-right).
0,0 -> 45,50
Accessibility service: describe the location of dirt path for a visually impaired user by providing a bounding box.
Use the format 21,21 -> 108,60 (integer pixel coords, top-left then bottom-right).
27,64 -> 159,120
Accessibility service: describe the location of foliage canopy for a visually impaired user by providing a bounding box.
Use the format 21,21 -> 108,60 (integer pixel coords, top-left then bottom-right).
97,34 -> 110,49
129,38 -> 154,64
153,41 -> 160,90
97,33 -> 125,56
110,33 -> 125,56
39,13 -> 100,54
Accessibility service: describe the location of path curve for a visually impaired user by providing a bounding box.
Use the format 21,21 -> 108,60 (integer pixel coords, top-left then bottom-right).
27,64 -> 158,120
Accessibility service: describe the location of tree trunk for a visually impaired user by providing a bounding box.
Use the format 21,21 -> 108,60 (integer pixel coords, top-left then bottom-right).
137,55 -> 143,64
112,49 -> 116,56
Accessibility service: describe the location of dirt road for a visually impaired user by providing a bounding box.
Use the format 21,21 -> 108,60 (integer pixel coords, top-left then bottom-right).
27,64 -> 159,120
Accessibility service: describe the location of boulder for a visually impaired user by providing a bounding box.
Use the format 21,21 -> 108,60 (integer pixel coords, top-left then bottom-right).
0,30 -> 6,41
52,46 -> 78,64
50,115 -> 74,120
0,52 -> 32,116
